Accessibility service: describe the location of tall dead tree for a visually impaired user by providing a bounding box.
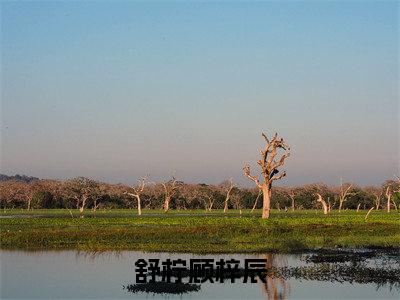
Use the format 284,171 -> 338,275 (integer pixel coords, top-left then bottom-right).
223,179 -> 234,213
316,193 -> 328,215
383,178 -> 399,212
385,186 -> 392,213
162,177 -> 179,212
243,132 -> 290,219
125,177 -> 149,216
338,178 -> 352,212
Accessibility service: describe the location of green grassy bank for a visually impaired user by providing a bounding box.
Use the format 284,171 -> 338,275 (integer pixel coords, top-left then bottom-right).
1,209 -> 399,253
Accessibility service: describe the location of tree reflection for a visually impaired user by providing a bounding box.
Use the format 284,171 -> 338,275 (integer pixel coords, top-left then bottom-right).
75,250 -> 123,261
113,250 -> 400,297
124,282 -> 201,295
259,254 -> 290,300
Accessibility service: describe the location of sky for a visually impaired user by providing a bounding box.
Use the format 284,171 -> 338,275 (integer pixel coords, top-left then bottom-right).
1,1 -> 398,186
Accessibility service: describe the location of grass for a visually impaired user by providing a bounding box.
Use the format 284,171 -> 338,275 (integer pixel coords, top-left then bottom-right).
1,209 -> 399,253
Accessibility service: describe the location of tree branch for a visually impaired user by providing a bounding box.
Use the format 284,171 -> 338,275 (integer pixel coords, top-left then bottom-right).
243,164 -> 262,189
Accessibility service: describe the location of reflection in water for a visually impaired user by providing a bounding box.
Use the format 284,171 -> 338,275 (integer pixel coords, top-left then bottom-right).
121,250 -> 399,299
1,250 -> 399,299
74,249 -> 124,261
259,254 -> 290,300
124,282 -> 201,294
278,264 -> 400,289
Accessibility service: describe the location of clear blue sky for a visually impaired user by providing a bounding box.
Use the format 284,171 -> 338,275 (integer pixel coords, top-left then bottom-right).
1,1 -> 398,186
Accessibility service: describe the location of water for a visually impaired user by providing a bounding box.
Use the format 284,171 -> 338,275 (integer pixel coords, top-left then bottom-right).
1,250 -> 399,299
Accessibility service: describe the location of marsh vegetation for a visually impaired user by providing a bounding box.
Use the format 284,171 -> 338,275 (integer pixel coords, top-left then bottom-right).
1,209 -> 399,253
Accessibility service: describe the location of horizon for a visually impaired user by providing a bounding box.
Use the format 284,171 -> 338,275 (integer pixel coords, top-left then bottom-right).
0,172 -> 396,189
1,1 -> 399,186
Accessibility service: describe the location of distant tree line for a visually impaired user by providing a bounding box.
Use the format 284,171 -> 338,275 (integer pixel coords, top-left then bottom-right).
0,174 -> 39,183
0,175 -> 399,213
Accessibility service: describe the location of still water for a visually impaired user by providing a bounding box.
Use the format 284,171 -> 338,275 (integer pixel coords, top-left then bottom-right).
1,250 -> 399,299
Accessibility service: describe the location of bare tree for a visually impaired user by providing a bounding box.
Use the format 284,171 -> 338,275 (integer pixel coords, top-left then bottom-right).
90,183 -> 107,212
369,187 -> 382,210
203,194 -> 214,212
222,179 -> 234,213
162,177 -> 179,212
288,188 -> 296,211
316,193 -> 328,215
125,177 -> 150,216
338,178 -> 353,212
385,186 -> 392,213
64,178 -> 99,215
243,132 -> 290,219
327,196 -> 336,212
231,191 -> 243,214
383,179 -> 400,212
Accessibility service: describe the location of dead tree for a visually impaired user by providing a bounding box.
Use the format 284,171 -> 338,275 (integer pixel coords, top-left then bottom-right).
374,190 -> 382,210
203,195 -> 214,212
338,178 -> 352,212
162,177 -> 179,212
243,132 -> 290,219
288,189 -> 296,211
327,197 -> 336,212
223,179 -> 234,213
64,178 -> 98,216
365,207 -> 374,220
395,175 -> 400,210
125,177 -> 149,216
231,192 -> 243,215
385,186 -> 392,213
316,193 -> 328,215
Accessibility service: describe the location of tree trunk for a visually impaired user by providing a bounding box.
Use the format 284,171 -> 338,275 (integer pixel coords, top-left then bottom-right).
261,186 -> 271,219
223,199 -> 228,213
375,197 -> 380,210
392,199 -> 398,211
137,196 -> 142,216
317,194 -> 328,215
164,197 -> 170,212
385,186 -> 392,213
365,207 -> 374,220
79,195 -> 87,216
356,203 -> 361,212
